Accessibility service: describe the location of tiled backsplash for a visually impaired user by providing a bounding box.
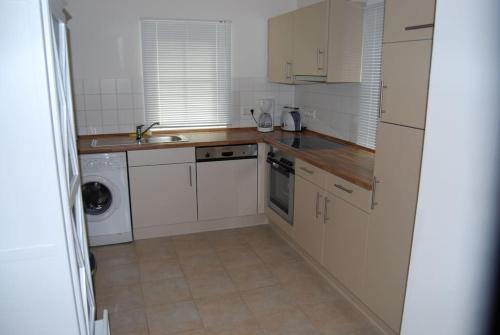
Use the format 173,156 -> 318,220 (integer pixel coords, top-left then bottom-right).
73,76 -> 294,135
295,83 -> 362,143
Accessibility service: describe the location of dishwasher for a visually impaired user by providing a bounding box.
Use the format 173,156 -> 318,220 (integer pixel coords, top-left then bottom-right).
196,144 -> 258,221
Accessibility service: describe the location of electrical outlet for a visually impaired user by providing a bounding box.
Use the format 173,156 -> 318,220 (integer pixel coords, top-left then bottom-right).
240,107 -> 254,116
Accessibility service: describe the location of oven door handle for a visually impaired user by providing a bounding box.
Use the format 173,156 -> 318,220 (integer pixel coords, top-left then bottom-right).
267,159 -> 294,175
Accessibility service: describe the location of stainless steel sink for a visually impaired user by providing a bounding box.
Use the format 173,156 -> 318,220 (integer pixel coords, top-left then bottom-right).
90,135 -> 189,148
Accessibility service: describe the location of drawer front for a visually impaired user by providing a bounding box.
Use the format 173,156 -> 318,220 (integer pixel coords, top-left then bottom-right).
128,147 -> 195,166
326,173 -> 372,213
295,159 -> 327,188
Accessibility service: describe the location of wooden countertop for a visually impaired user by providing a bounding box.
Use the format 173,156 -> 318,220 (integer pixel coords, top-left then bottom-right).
78,128 -> 374,190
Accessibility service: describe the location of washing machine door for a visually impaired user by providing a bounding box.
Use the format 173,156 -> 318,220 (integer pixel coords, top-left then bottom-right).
82,176 -> 120,221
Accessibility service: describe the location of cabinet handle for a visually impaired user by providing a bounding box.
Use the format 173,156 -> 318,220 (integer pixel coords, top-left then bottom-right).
300,167 -> 314,175
405,23 -> 434,31
334,184 -> 353,194
371,176 -> 379,209
315,192 -> 323,218
317,48 -> 325,71
378,80 -> 387,118
188,165 -> 193,187
324,197 -> 330,224
285,62 -> 293,80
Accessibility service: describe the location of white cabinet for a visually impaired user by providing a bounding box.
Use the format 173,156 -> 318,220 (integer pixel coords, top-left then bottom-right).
381,40 -> 433,129
292,1 -> 329,77
363,122 -> 424,332
197,159 -> 258,221
384,0 -> 436,43
293,175 -> 325,262
128,148 -> 197,230
268,12 -> 294,84
322,194 -> 369,298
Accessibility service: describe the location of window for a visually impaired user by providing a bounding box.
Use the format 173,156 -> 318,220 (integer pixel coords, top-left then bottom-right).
357,3 -> 384,149
141,19 -> 231,129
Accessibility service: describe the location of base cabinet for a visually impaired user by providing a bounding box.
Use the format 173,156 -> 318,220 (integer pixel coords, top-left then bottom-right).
293,175 -> 325,262
322,194 -> 369,298
362,122 -> 424,332
129,163 -> 197,228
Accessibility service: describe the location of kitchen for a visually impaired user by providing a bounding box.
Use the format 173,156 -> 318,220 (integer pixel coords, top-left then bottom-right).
1,1 -> 499,335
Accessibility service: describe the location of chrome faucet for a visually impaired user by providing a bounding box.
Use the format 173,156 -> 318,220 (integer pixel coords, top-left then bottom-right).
136,122 -> 160,140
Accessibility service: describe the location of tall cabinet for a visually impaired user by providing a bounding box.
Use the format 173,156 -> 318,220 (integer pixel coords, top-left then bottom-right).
362,0 -> 436,333
1,0 -> 107,334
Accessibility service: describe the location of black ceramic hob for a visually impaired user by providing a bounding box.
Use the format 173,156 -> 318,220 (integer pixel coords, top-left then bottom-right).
279,135 -> 345,150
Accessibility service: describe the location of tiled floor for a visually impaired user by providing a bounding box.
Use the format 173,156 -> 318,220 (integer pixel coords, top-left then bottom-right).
92,225 -> 381,335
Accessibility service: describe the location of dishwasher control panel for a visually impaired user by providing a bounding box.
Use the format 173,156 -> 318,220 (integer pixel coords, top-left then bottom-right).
196,144 -> 258,162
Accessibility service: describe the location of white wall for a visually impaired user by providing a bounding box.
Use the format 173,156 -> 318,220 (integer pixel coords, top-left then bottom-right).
401,0 -> 500,334
66,0 -> 297,134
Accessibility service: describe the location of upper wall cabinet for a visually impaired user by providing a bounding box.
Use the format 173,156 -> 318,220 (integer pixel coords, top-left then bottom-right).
292,1 -> 329,77
268,0 -> 363,83
384,0 -> 436,43
268,12 -> 294,84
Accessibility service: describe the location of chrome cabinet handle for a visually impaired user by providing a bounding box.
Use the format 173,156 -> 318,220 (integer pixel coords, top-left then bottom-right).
300,167 -> 314,175
334,184 -> 353,194
317,48 -> 325,71
285,62 -> 293,80
315,192 -> 323,218
405,23 -> 434,31
188,165 -> 193,187
324,197 -> 330,224
371,176 -> 379,209
379,80 -> 387,118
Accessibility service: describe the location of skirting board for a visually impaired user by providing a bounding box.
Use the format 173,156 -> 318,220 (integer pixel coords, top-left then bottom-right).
268,219 -> 397,335
133,214 -> 269,240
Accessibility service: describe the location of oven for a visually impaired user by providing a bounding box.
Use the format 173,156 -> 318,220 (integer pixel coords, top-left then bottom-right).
267,148 -> 295,225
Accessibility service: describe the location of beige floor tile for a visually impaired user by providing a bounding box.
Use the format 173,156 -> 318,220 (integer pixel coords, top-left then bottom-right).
226,263 -> 279,291
196,293 -> 255,332
253,244 -> 300,267
283,276 -> 341,306
217,246 -> 263,270
301,300 -> 376,335
139,259 -> 184,282
96,283 -> 144,314
172,331 -> 206,335
257,307 -> 321,335
92,243 -> 138,268
179,252 -> 223,277
142,277 -> 192,307
205,319 -> 264,335
241,285 -> 296,318
108,307 -> 149,335
95,262 -> 141,291
186,267 -> 237,299
205,228 -> 249,251
270,261 -> 321,285
135,237 -> 177,261
146,301 -> 203,335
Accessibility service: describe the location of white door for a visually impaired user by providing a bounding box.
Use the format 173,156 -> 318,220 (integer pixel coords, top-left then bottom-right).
197,159 -> 258,221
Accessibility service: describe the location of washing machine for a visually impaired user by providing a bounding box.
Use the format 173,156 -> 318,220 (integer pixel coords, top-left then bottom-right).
79,152 -> 132,246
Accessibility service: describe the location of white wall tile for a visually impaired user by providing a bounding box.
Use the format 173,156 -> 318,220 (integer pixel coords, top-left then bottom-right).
119,124 -> 134,133
134,109 -> 146,124
116,78 -> 132,94
101,94 -> 117,110
100,78 -> 116,94
74,95 -> 85,111
102,125 -> 120,134
102,109 -> 118,125
117,94 -> 133,109
132,78 -> 144,93
83,79 -> 100,94
118,108 -> 134,125
133,94 -> 144,109
73,79 -> 84,95
86,111 -> 102,126
84,94 -> 101,111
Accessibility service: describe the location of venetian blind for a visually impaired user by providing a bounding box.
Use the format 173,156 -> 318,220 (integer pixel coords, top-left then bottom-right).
357,3 -> 384,149
141,19 -> 232,128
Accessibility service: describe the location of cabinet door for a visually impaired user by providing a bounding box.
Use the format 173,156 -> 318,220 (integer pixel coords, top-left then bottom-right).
381,40 -> 432,129
322,194 -> 369,298
363,122 -> 424,332
129,163 -> 197,228
327,0 -> 363,83
293,175 -> 325,262
384,0 -> 436,43
293,1 -> 329,76
268,12 -> 294,84
197,159 -> 257,221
